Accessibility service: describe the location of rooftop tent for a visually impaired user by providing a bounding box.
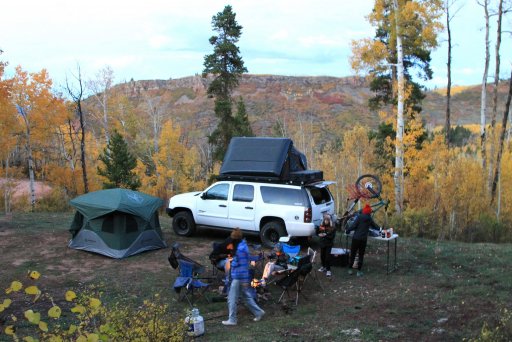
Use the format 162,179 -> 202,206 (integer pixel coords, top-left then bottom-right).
68,189 -> 167,258
219,137 -> 308,181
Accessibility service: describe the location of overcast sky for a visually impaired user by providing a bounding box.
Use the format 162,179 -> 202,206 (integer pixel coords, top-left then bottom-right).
1,0 -> 511,90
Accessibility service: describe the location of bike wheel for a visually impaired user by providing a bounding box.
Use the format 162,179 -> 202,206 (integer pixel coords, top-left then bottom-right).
355,174 -> 382,199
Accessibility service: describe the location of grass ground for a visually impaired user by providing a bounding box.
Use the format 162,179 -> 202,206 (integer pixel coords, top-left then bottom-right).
1,212 -> 511,341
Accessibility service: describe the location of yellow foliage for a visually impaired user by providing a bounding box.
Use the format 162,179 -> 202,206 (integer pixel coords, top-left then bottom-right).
89,297 -> 101,309
5,325 -> 15,335
71,305 -> 86,314
433,85 -> 472,96
28,271 -> 41,280
65,290 -> 77,301
138,119 -> 205,199
350,39 -> 389,73
0,299 -> 12,312
25,285 -> 40,295
0,272 -> 189,341
24,310 -> 41,324
48,306 -> 61,319
38,321 -> 48,332
6,281 -> 23,294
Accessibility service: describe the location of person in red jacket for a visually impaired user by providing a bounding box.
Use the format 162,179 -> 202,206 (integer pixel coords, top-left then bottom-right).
346,203 -> 379,277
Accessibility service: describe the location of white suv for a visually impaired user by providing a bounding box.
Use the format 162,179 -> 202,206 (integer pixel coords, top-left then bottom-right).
166,180 -> 336,247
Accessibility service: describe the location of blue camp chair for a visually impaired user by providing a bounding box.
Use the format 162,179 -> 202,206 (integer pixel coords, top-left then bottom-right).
169,243 -> 210,307
282,243 -> 301,265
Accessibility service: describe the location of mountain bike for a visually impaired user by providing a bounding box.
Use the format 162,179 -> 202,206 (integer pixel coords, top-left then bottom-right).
336,174 -> 389,232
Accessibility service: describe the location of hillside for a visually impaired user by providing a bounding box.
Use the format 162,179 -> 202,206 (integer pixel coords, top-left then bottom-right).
106,75 -> 512,140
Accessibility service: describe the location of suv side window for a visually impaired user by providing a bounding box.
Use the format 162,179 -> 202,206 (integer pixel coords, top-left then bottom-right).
233,184 -> 254,202
308,187 -> 332,205
203,184 -> 229,200
260,186 -> 307,206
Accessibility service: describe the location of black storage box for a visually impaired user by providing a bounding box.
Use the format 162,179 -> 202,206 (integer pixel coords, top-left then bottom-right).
289,170 -> 323,184
328,248 -> 349,267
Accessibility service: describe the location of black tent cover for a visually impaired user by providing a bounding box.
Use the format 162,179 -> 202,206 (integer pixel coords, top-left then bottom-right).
218,137 -> 322,184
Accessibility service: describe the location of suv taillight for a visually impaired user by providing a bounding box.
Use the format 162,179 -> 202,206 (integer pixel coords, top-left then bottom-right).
304,207 -> 312,223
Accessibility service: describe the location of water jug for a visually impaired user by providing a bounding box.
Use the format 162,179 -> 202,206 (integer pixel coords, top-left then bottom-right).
185,308 -> 205,337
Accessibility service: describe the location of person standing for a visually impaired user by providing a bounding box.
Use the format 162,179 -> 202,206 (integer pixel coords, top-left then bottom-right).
222,228 -> 265,326
346,203 -> 379,277
316,213 -> 336,277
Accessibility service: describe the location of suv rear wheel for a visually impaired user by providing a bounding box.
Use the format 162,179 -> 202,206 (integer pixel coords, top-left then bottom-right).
260,221 -> 286,248
172,211 -> 196,237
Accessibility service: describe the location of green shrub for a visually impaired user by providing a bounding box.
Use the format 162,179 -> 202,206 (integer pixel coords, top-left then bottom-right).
466,214 -> 511,243
0,272 -> 186,341
35,188 -> 71,212
399,208 -> 436,238
468,308 -> 512,341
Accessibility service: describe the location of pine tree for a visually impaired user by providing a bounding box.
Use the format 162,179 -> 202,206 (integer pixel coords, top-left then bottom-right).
203,5 -> 249,162
97,130 -> 141,190
234,97 -> 253,137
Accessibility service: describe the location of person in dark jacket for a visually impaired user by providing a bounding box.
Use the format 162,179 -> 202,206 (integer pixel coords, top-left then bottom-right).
346,203 -> 379,277
316,213 -> 336,277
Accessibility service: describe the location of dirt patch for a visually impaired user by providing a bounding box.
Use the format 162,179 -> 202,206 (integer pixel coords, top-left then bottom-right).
0,178 -> 52,200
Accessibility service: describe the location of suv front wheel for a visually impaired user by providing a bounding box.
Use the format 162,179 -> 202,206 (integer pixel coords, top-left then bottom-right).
260,221 -> 286,248
172,211 -> 196,237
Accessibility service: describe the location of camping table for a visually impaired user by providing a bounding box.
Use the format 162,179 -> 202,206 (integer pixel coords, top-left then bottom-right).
344,232 -> 399,274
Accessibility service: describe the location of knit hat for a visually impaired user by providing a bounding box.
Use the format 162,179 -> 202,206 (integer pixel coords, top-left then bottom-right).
230,228 -> 243,240
362,204 -> 372,215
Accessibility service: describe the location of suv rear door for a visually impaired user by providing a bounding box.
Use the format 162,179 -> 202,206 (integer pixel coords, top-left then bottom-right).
306,182 -> 336,226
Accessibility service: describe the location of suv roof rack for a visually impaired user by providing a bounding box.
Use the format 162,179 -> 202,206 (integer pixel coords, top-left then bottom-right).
217,170 -> 324,186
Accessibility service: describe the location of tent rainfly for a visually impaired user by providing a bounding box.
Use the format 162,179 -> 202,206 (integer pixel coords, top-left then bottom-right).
68,189 -> 167,258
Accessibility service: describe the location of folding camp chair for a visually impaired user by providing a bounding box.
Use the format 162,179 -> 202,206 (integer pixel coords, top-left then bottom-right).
281,243 -> 301,265
168,243 -> 211,307
275,255 -> 312,306
305,247 -> 324,291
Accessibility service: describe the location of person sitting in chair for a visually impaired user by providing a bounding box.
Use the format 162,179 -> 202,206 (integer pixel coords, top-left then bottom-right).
209,232 -> 240,273
260,243 -> 288,286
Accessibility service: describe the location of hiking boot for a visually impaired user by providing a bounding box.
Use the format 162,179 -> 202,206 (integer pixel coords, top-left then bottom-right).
318,267 -> 326,272
326,270 -> 332,277
253,311 -> 265,322
348,269 -> 353,275
222,320 -> 237,326
357,271 -> 364,277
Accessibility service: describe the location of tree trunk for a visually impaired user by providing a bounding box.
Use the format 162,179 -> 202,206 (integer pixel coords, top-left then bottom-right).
25,125 -> 36,211
66,66 -> 89,193
445,3 -> 452,146
490,69 -> 512,205
480,0 -> 490,174
4,155 -> 11,214
393,0 -> 405,214
79,99 -> 89,193
488,0 -> 503,189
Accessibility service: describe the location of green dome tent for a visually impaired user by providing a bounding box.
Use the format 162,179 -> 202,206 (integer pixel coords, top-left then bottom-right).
68,189 -> 167,258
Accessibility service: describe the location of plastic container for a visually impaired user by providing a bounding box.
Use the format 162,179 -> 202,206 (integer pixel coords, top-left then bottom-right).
185,308 -> 205,337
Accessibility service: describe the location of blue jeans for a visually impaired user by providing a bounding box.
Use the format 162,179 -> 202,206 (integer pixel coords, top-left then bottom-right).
227,279 -> 264,323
